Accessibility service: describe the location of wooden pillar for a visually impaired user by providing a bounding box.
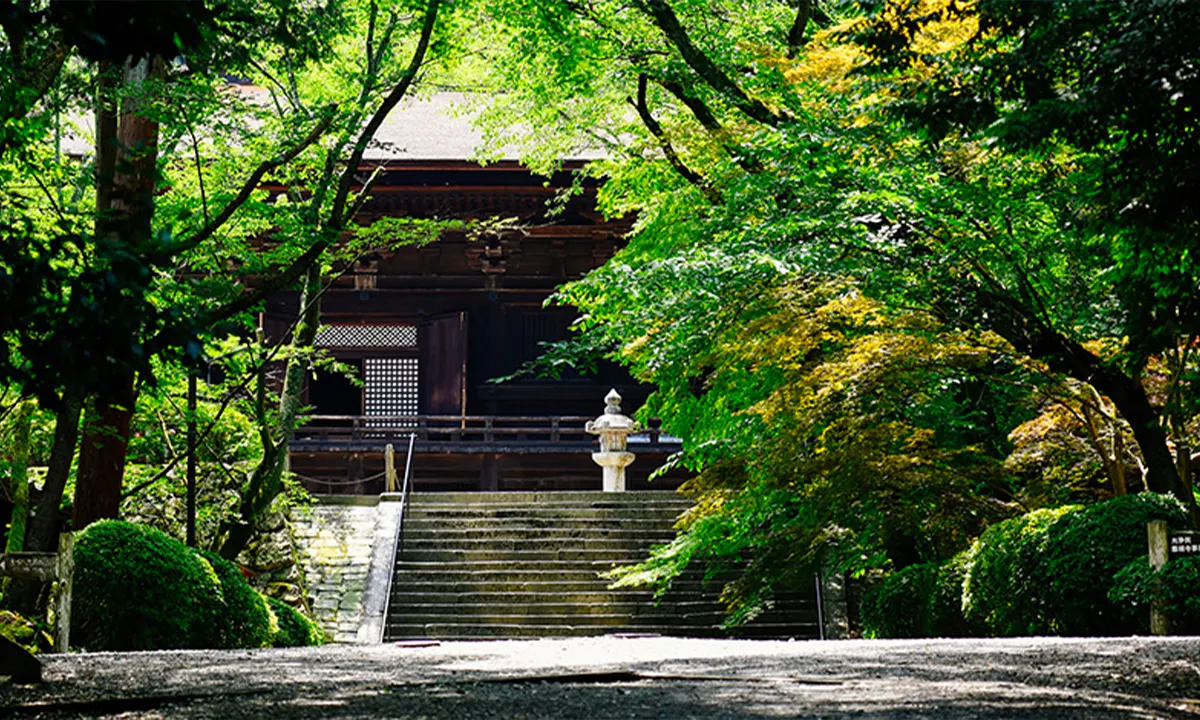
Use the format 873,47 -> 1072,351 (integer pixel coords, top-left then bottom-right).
54,532 -> 74,652
484,298 -> 506,416
1148,520 -> 1169,636
348,453 -> 364,495
385,444 -> 397,493
480,453 -> 500,492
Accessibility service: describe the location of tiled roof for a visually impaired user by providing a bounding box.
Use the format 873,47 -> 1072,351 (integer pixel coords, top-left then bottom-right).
367,91 -> 495,161
58,91 -> 597,163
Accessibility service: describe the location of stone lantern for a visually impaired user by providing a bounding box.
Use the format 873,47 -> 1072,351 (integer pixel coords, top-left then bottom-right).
585,389 -> 640,492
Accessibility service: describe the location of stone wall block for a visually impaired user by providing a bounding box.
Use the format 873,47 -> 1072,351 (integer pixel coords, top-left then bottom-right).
288,501 -> 381,643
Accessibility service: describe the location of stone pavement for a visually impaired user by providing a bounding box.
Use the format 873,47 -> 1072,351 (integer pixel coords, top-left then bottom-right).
3,636 -> 1199,718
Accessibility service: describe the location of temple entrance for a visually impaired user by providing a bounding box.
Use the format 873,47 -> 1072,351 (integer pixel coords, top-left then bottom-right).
309,359 -> 363,417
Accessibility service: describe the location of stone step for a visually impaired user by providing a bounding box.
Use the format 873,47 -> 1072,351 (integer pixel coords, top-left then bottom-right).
393,568 -> 637,584
386,600 -> 720,614
387,590 -> 718,606
398,548 -> 657,563
401,508 -> 685,523
391,560 -> 714,580
400,537 -> 671,553
384,623 -> 818,640
382,492 -> 820,642
385,624 -> 720,639
401,517 -> 679,531
393,491 -> 688,505
388,579 -> 713,595
403,525 -> 676,537
387,611 -> 729,627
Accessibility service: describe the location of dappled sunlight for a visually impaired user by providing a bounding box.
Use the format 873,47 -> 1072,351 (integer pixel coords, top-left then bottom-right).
4,637 -> 1196,718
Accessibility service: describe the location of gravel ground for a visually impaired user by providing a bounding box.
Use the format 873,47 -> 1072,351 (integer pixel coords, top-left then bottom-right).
3,636 -> 1200,718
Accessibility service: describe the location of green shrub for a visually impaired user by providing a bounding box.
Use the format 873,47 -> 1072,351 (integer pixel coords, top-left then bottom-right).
0,610 -> 42,653
862,551 -> 977,638
266,596 -> 325,647
963,505 -> 1078,636
1110,556 -> 1200,634
194,549 -> 275,649
1040,493 -> 1188,635
72,520 -> 221,650
964,493 -> 1187,637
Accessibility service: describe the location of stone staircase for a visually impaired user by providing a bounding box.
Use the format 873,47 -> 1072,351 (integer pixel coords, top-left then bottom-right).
383,491 -> 820,640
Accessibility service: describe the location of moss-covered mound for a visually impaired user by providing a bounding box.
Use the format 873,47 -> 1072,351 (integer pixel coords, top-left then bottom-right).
72,520 -> 324,651
267,596 -> 326,647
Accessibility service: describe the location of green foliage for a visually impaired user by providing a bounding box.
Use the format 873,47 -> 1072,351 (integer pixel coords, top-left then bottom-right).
194,549 -> 275,649
72,520 -> 221,651
1040,492 -> 1189,635
72,519 -> 294,650
473,0 -> 1200,628
0,609 -> 45,654
853,0 -> 1200,363
964,494 -> 1187,636
962,505 -> 1079,636
1110,556 -> 1200,635
266,596 -> 325,647
605,282 -> 1022,622
862,551 -> 977,638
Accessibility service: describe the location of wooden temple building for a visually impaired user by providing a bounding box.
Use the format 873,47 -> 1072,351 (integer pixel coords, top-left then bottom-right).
267,95 -> 683,494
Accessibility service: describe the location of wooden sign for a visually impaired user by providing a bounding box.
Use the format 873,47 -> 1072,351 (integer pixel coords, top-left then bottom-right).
0,552 -> 59,581
1169,530 -> 1200,561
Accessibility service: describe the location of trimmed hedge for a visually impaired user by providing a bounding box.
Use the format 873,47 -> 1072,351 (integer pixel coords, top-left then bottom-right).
1039,492 -> 1188,635
869,493 -> 1191,639
72,520 -> 324,651
267,596 -> 326,647
862,550 -> 977,638
963,493 -> 1187,636
73,520 -> 221,650
1110,556 -> 1200,634
962,505 -> 1078,636
195,549 -> 275,649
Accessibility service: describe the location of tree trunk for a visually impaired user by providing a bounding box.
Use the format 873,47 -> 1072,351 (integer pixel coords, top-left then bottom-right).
73,373 -> 137,530
1087,365 -> 1180,498
1082,401 -> 1126,497
4,400 -> 34,553
71,57 -> 162,526
973,286 -> 1183,498
218,263 -> 323,560
1110,429 -> 1128,497
5,393 -> 81,612
1175,444 -> 1200,527
24,393 -> 82,554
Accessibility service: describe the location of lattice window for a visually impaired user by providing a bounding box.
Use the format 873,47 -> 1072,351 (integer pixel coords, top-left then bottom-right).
364,357 -> 419,427
314,324 -> 417,348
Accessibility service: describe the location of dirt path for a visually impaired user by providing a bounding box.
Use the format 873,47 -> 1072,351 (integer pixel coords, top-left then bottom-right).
3,636 -> 1199,718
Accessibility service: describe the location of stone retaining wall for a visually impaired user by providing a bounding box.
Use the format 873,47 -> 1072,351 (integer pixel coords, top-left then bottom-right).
290,501 -> 380,643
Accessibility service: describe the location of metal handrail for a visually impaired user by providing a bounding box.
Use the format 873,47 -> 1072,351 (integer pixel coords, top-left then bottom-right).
379,433 -> 416,643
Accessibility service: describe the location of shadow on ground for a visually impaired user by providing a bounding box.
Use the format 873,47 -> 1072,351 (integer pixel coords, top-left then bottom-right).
2,638 -> 1197,718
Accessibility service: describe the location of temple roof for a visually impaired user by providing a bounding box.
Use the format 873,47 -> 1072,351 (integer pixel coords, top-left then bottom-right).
367,92 -> 497,161
59,91 -> 598,164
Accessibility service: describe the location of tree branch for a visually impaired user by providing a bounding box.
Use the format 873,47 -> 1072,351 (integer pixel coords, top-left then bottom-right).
640,0 -> 785,127
185,115 -> 210,226
201,235 -> 334,327
167,110 -> 337,258
627,74 -> 721,204
0,26 -> 68,155
786,0 -> 812,58
657,79 -> 763,173
330,0 -> 442,226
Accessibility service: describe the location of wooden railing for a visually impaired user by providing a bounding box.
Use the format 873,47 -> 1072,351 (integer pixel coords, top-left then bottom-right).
0,533 -> 73,656
291,414 -> 678,449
